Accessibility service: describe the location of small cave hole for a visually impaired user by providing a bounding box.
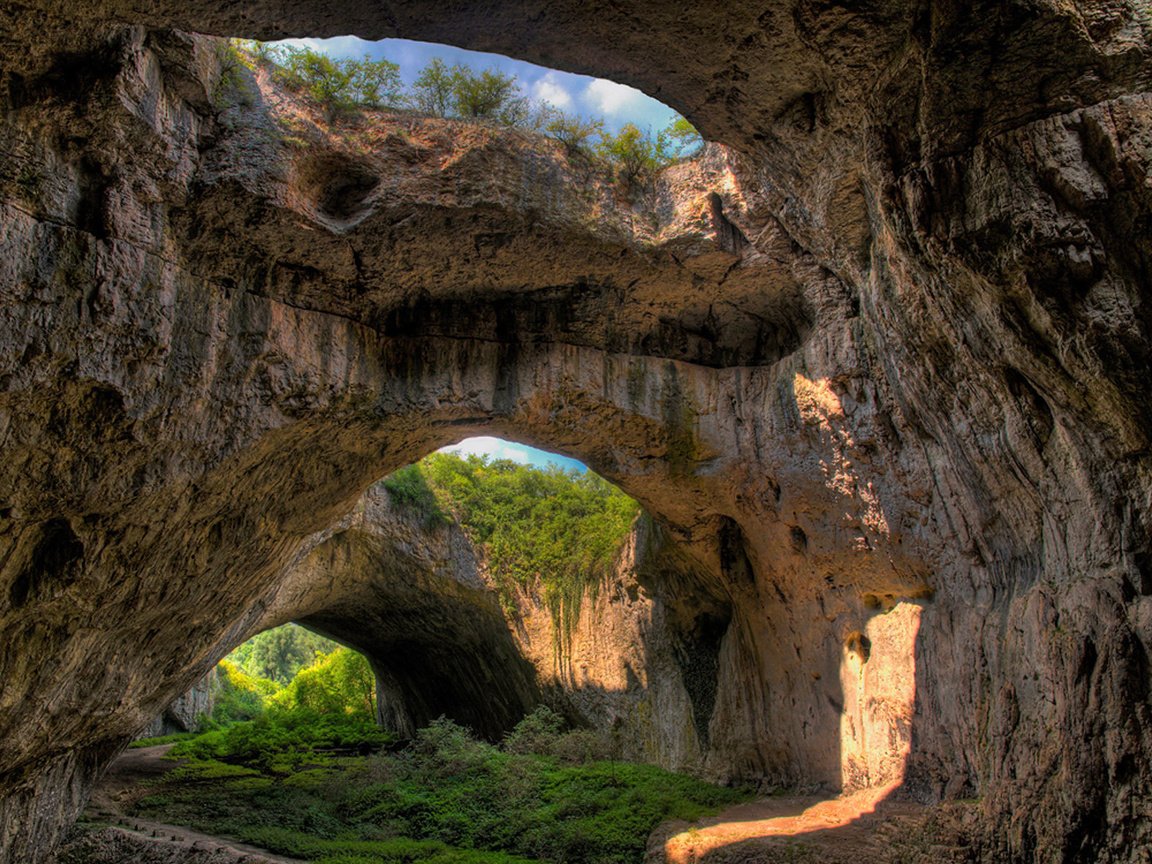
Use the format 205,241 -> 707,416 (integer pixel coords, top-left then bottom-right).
789,524 -> 808,554
293,152 -> 381,224
845,632 -> 872,663
9,517 -> 84,608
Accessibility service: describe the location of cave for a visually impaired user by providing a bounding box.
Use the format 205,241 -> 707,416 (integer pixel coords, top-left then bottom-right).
0,1 -> 1150,862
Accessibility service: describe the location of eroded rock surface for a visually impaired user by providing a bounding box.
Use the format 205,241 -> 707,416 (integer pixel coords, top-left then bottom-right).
139,670 -> 214,740
0,2 -> 1149,862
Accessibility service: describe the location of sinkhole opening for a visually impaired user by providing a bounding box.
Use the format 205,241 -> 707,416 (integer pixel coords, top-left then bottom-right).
212,34 -> 706,203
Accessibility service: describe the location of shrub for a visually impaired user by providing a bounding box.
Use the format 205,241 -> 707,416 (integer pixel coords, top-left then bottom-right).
408,717 -> 494,780
503,706 -> 565,755
276,648 -> 377,718
210,659 -> 278,726
596,123 -> 669,187
662,117 -> 704,159
451,68 -> 528,124
275,46 -> 402,118
543,110 -> 605,158
383,465 -> 448,526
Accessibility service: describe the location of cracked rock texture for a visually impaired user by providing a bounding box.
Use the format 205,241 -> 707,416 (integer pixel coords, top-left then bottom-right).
0,2 -> 1149,862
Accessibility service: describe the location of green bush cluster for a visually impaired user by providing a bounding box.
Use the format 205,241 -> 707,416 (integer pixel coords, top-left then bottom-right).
501,707 -> 611,764
179,640 -> 386,771
383,464 -> 449,527
276,647 -> 377,718
210,659 -> 279,726
172,709 -> 389,772
213,630 -> 374,720
136,715 -> 744,864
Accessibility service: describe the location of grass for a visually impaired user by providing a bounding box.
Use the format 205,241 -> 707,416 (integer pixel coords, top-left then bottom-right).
131,715 -> 746,864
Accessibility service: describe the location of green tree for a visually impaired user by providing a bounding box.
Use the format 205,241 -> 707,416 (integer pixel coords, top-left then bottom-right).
228,624 -> 339,685
345,55 -> 405,108
662,116 -> 703,159
277,647 -> 377,718
410,57 -> 461,117
543,109 -> 605,158
275,46 -> 401,118
451,67 -> 528,123
596,122 -> 667,186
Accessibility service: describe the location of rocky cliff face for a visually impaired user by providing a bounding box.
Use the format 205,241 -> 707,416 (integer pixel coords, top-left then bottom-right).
139,669 -> 215,740
0,2 -> 1149,862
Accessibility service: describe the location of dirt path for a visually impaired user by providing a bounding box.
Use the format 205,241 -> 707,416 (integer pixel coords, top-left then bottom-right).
81,745 -> 303,864
652,781 -> 971,864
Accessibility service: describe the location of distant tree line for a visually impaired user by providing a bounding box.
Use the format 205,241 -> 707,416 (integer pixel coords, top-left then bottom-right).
227,40 -> 704,187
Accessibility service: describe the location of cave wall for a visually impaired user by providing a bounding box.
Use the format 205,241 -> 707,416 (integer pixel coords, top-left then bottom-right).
0,2 -> 1148,862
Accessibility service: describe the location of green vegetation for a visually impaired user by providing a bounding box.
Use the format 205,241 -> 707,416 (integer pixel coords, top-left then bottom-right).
596,120 -> 704,188
135,713 -> 745,864
206,631 -> 375,733
274,46 -> 404,118
382,464 -> 449,528
222,40 -> 705,185
170,637 -> 386,771
541,110 -> 606,159
410,61 -> 531,125
210,658 -> 279,726
388,453 -> 640,638
227,623 -> 340,685
276,647 -> 377,718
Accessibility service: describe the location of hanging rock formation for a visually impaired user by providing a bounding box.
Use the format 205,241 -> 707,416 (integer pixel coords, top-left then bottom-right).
0,1 -> 1149,862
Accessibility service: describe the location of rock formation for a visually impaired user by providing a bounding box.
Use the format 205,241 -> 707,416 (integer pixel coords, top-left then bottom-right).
139,670 -> 215,740
0,1 -> 1149,862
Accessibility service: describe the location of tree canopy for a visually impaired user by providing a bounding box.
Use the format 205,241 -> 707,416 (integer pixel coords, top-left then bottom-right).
226,623 -> 339,685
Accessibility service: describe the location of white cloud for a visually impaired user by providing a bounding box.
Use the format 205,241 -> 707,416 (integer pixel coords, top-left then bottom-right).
531,73 -> 575,110
437,437 -> 587,473
583,78 -> 648,117
439,436 -> 532,464
273,36 -> 372,59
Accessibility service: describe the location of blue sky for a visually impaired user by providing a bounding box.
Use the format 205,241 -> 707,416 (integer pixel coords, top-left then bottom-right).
438,436 -> 587,473
277,36 -> 679,134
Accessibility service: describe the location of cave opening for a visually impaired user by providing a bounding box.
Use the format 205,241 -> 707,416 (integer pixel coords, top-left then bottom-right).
207,31 -> 707,216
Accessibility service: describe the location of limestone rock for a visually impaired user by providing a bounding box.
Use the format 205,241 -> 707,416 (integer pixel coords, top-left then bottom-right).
138,669 -> 215,740
0,3 -> 1146,862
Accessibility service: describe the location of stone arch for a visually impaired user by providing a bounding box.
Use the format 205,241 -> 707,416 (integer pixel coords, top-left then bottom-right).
1,2 -> 1150,862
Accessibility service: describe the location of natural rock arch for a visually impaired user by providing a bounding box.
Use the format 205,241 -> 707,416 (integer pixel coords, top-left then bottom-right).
0,2 -> 1149,862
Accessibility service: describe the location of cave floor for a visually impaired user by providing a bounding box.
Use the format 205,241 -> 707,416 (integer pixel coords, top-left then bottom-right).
652,782 -> 974,864
77,745 -> 301,863
73,748 -> 975,864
